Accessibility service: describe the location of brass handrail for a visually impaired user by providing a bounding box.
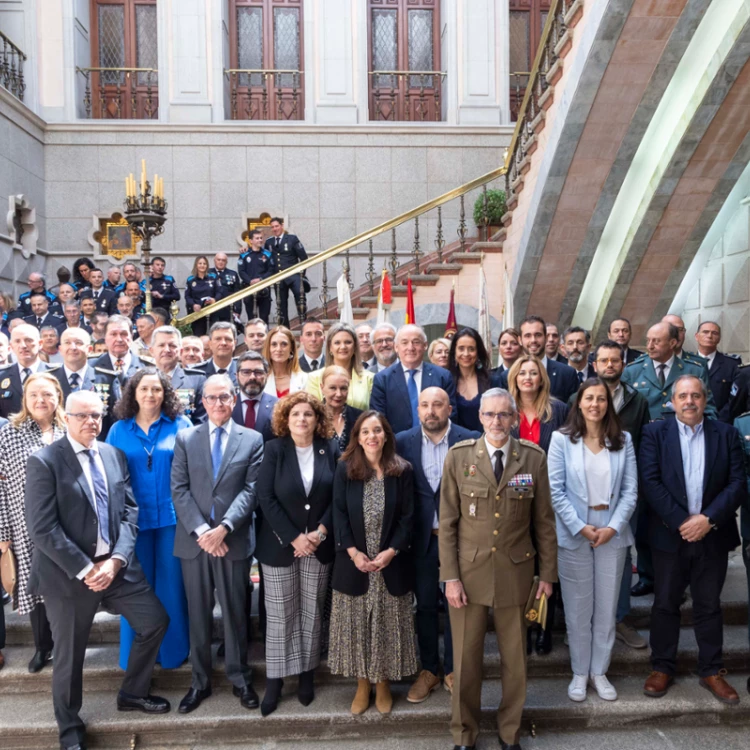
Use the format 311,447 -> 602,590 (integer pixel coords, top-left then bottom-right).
177,164 -> 506,326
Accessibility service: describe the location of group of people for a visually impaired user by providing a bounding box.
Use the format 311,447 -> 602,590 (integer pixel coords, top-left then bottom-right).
0,287 -> 749,750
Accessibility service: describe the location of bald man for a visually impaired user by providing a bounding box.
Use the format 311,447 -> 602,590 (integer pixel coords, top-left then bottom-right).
210,252 -> 242,326
663,314 -> 707,369
396,387 -> 480,701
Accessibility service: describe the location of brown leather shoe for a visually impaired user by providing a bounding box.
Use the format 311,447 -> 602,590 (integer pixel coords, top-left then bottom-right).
643,671 -> 673,698
700,673 -> 740,705
351,679 -> 371,715
407,670 -> 441,703
375,680 -> 393,714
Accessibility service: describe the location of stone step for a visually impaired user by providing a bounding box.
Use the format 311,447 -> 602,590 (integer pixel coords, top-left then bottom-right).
2,624 -> 748,696
1,672 -> 749,749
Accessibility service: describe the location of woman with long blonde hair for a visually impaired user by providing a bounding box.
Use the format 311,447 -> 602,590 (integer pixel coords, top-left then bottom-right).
262,326 -> 308,398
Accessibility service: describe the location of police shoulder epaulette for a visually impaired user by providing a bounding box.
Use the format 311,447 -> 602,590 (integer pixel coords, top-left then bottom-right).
207,272 -> 218,279
164,275 -> 175,282
452,438 -> 477,449
94,366 -> 117,376
44,364 -> 61,372
738,362 -> 750,370
727,353 -> 742,362
0,363 -> 13,372
184,367 -> 206,376
518,438 -> 545,454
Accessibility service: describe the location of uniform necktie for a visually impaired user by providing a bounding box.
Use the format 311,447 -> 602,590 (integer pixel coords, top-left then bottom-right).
244,399 -> 257,429
69,372 -> 80,391
657,363 -> 666,387
218,368 -> 227,374
83,450 -> 110,546
577,371 -> 585,385
212,425 -> 225,481
310,359 -> 318,370
21,367 -> 31,383
493,449 -> 504,485
407,369 -> 419,428
36,317 -> 42,328
94,291 -> 99,300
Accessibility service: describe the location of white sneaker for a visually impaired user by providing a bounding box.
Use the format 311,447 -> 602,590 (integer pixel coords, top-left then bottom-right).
590,673 -> 618,701
568,674 -> 587,702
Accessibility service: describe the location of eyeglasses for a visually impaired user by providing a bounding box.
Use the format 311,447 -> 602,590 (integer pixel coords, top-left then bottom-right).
204,394 -> 234,405
373,337 -> 394,346
596,358 -> 622,365
238,369 -> 266,378
67,412 -> 103,422
481,411 -> 514,422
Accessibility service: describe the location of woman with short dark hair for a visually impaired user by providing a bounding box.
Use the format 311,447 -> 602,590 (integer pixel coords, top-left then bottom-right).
106,368 -> 192,670
328,411 -> 416,715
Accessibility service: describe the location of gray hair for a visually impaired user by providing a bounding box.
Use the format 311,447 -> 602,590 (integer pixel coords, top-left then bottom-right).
671,374 -> 708,399
396,324 -> 427,345
204,373 -> 234,393
246,318 -> 268,331
152,325 -> 182,344
66,390 -> 103,413
40,325 -> 60,338
209,320 -> 236,339
370,322 -> 396,345
480,387 -> 518,414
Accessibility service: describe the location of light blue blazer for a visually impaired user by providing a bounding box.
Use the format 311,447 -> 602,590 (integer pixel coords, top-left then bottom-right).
547,431 -> 638,550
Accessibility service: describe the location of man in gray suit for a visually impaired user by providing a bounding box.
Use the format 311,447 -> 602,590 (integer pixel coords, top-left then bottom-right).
171,374 -> 264,714
25,391 -> 170,750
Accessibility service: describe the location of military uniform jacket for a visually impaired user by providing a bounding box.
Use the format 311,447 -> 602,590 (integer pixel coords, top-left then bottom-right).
209,267 -> 242,314
621,355 -> 717,421
184,273 -> 219,314
263,233 -> 307,271
0,362 -> 59,419
439,436 -> 558,608
170,366 -> 207,424
238,249 -> 274,297
149,274 -> 181,309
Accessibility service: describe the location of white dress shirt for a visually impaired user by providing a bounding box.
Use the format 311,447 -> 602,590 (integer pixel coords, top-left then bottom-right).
296,443 -> 315,496
402,361 -> 423,391
64,364 -> 89,386
300,352 -> 324,371
17,359 -> 42,380
654,355 -> 675,383
484,436 -> 509,477
583,446 -> 611,508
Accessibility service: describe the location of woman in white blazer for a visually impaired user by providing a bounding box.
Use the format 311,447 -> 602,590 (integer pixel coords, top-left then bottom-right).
262,325 -> 309,398
548,377 -> 637,704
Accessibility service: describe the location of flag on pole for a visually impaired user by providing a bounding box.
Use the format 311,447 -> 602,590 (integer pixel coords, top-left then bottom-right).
445,281 -> 458,337
478,259 -> 492,353
376,269 -> 392,326
337,271 -> 353,326
502,265 -> 514,330
405,277 -> 416,325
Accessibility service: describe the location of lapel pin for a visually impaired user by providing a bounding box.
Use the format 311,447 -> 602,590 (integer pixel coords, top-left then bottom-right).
319,449 -> 325,454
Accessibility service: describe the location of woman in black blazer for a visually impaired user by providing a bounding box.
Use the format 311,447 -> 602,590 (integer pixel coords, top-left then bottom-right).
328,410 -> 416,716
320,364 -> 363,451
256,392 -> 340,716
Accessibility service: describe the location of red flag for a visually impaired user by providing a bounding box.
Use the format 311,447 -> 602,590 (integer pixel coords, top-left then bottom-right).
405,277 -> 416,325
445,283 -> 457,337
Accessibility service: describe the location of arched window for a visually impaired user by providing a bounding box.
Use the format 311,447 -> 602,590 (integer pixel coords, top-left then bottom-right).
509,0 -> 550,121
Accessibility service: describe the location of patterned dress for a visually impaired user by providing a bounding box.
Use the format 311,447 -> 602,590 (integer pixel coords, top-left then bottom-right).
328,476 -> 417,682
0,419 -> 66,614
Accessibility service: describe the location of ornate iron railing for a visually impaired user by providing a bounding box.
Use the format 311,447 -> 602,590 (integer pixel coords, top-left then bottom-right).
225,69 -> 303,121
0,30 -> 26,102
76,67 -> 158,119
369,70 -> 446,122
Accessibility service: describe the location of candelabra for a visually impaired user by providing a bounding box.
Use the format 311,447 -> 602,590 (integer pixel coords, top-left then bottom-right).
123,160 -> 167,313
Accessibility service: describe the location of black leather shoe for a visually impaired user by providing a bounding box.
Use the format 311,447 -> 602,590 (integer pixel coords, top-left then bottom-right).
178,686 -> 212,714
117,691 -> 170,713
217,641 -> 225,658
233,683 -> 260,710
747,675 -> 750,695
60,744 -> 86,750
298,669 -> 315,706
499,741 -> 522,750
453,745 -> 476,749
261,678 -> 284,716
28,649 -> 53,673
630,580 -> 654,597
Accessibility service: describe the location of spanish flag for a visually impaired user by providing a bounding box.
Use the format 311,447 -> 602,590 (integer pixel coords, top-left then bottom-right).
376,269 -> 392,326
405,277 -> 416,325
445,281 -> 457,337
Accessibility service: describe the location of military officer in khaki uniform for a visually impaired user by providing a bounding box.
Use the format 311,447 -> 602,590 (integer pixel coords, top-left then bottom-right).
440,387 -> 557,750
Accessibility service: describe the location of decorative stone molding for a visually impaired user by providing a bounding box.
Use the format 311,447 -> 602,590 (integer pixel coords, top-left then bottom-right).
6,195 -> 39,259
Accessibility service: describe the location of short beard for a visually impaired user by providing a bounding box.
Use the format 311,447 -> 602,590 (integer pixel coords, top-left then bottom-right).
377,351 -> 397,367
241,383 -> 263,398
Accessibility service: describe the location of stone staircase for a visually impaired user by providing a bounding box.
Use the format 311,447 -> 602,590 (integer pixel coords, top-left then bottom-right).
1,556 -> 748,749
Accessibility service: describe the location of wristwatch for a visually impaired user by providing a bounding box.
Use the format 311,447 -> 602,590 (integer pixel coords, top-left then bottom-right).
221,522 -> 232,535
316,530 -> 327,543
705,515 -> 717,530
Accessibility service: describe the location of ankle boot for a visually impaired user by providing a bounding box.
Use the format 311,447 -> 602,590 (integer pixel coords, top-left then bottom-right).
351,679 -> 371,714
261,678 -> 284,717
298,669 -> 315,706
375,680 -> 393,714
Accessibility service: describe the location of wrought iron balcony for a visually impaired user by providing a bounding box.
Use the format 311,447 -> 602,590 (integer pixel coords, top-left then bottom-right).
0,30 -> 26,102
225,69 -> 304,121
510,71 -> 531,122
369,70 -> 446,122
76,67 -> 158,119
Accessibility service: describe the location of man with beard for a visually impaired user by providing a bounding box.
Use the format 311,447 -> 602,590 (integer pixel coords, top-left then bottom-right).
545,323 -> 567,363
369,322 -> 398,373
232,351 -> 277,444
562,326 -> 595,386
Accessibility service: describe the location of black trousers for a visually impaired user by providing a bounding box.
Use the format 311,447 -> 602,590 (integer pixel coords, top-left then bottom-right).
635,498 -> 654,584
414,533 -> 453,675
45,573 -> 168,747
191,316 -> 209,338
276,276 -> 305,327
742,539 -> 750,647
650,541 -> 728,677
244,294 -> 272,324
30,601 -> 54,652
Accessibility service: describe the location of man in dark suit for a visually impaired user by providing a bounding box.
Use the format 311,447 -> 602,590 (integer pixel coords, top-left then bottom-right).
264,216 -> 307,326
396,387 -> 479,703
496,316 -> 579,403
562,326 -> 596,386
232,350 -> 277,442
195,321 -> 238,386
171,374 -> 264,714
608,317 -> 643,365
640,374 -> 746,705
24,291 -> 66,333
545,323 -> 567,363
694,321 -> 740,414
79,268 -> 118,315
298,318 -> 326,372
370,324 -> 456,434
52,328 -> 98,400
0,323 -> 58,418
25,390 -> 170,749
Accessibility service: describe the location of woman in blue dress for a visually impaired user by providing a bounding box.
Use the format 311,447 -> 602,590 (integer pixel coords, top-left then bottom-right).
447,326 -> 492,433
107,368 -> 192,669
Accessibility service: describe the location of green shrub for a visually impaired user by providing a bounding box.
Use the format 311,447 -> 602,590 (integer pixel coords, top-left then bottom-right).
473,189 -> 507,226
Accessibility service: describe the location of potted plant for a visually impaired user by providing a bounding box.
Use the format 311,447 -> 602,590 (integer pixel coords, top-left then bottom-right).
473,189 -> 507,240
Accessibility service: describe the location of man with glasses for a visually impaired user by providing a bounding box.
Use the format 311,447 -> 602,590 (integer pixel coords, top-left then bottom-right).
232,351 -> 277,442
370,322 -> 398,373
440,388 -> 557,750
25,390 -> 170,749
172,374 -> 264,715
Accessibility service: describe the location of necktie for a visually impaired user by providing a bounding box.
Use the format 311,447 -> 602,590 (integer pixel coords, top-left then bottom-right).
310,359 -> 318,370
218,368 -> 227,374
657,363 -> 666,387
83,450 -> 110,546
69,372 -> 80,391
577,371 -> 585,385
212,426 -> 224,481
36,317 -> 42,328
94,291 -> 99,300
493,449 -> 504,485
407,369 -> 419,428
244,399 -> 257,429
115,358 -> 124,374
21,367 -> 31,383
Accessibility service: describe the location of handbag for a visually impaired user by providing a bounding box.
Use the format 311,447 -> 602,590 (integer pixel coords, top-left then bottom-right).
524,575 -> 548,630
0,548 -> 18,600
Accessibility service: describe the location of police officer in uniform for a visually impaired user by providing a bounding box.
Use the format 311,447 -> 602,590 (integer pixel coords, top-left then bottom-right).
263,217 -> 307,327
209,252 -> 242,328
114,262 -> 147,296
18,273 -> 58,318
184,256 -> 219,338
148,256 -> 181,317
621,321 -> 717,421
238,228 -> 274,324
440,387 -> 557,750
